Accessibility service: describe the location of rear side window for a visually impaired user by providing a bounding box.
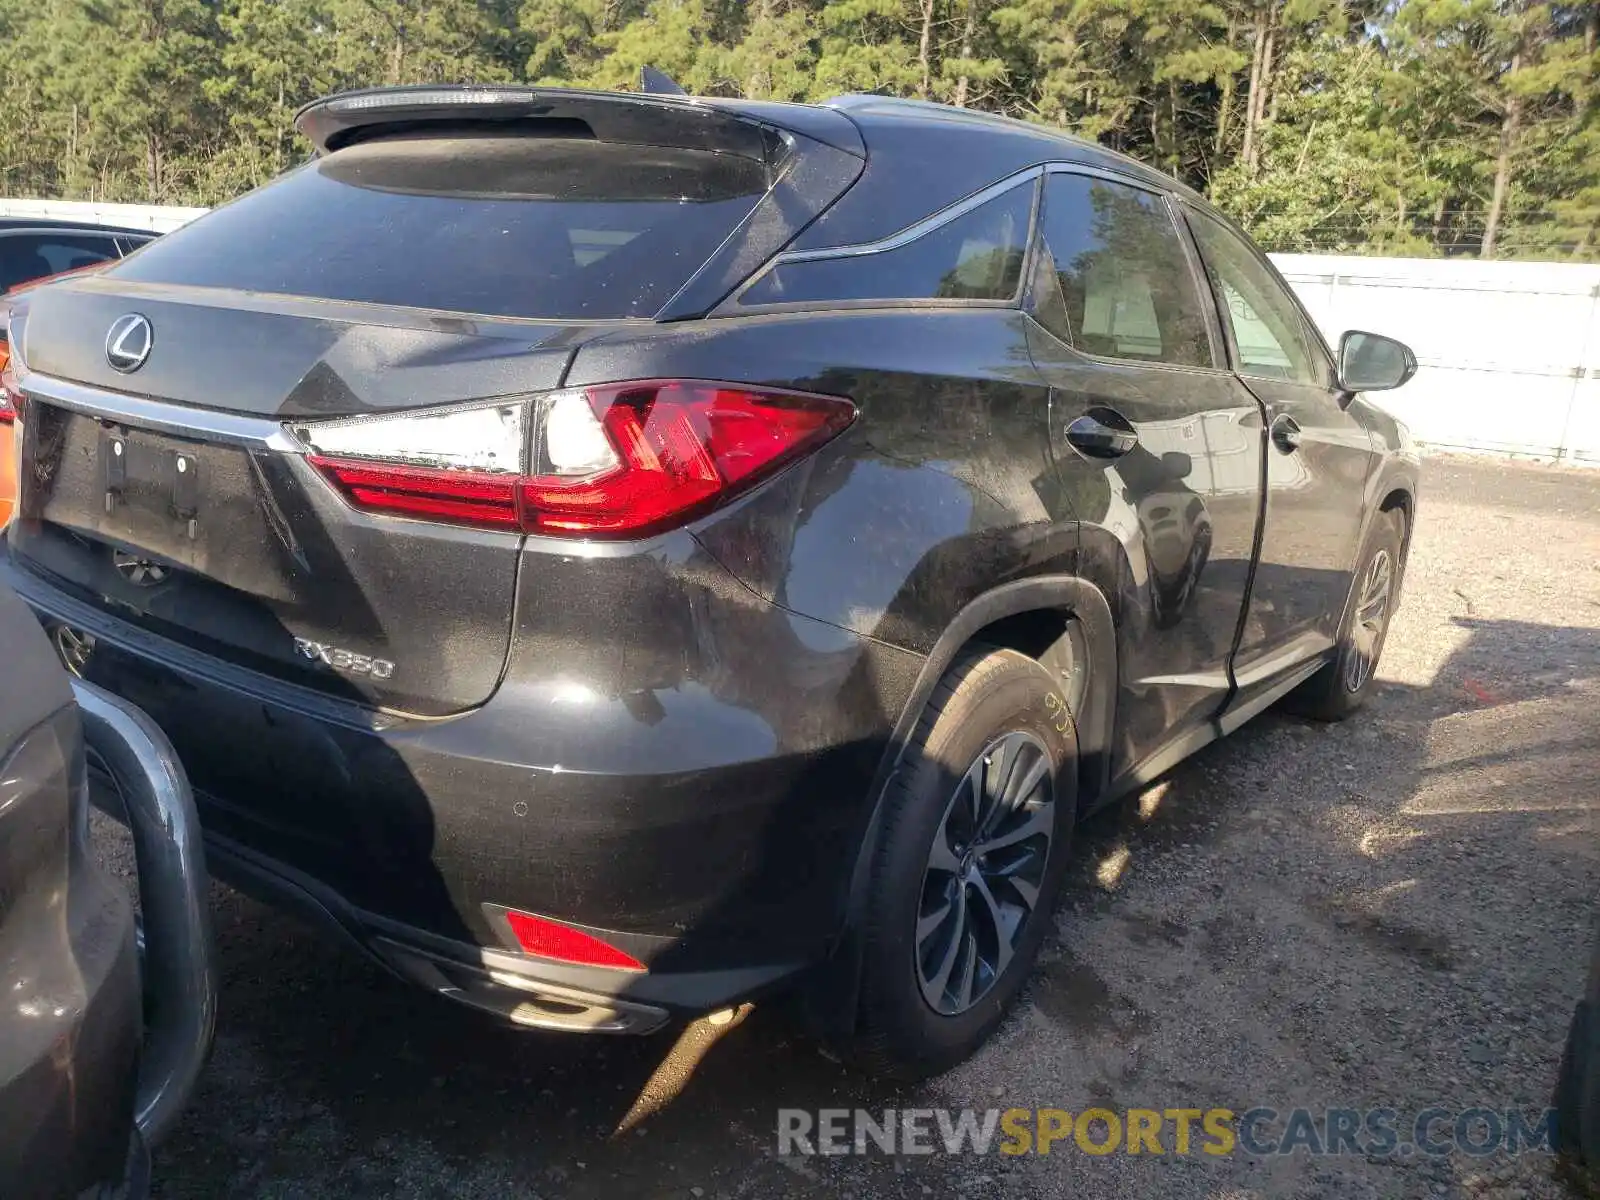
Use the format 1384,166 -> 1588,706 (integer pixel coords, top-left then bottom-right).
0,233 -> 120,291
739,181 -> 1034,306
109,136 -> 773,320
1031,174 -> 1212,368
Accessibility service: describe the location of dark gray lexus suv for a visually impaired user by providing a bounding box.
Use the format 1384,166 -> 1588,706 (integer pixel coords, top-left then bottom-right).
0,85 -> 1418,1078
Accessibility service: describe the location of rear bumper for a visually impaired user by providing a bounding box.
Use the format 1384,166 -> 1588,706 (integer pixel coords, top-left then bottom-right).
194,829 -> 794,1033
9,539 -> 924,1024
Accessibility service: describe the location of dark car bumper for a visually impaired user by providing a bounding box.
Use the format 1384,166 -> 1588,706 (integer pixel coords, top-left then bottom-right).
5,541 -> 924,1027
0,801 -> 144,1199
0,683 -> 206,1199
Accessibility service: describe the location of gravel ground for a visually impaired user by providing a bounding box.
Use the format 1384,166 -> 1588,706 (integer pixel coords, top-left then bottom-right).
93,454 -> 1599,1200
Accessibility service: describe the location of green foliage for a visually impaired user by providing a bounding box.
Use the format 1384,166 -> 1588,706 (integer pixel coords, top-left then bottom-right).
1,0 -> 1596,258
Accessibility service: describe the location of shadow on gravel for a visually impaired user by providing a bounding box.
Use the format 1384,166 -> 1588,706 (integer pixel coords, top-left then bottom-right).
1012,614 -> 1597,1196
154,907 -> 908,1198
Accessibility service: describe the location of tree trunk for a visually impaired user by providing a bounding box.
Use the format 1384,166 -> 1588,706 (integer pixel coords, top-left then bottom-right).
918,0 -> 936,100
1431,193 -> 1449,250
1294,120 -> 1315,173
954,0 -> 977,107
1214,17 -> 1236,154
1574,219 -> 1599,260
1241,6 -> 1268,171
389,33 -> 405,85
145,132 -> 158,201
1481,53 -> 1523,258
1166,79 -> 1180,175
1255,9 -> 1278,160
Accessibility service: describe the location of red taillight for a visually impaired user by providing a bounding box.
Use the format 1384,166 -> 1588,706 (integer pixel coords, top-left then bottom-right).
299,381 -> 855,539
503,910 -> 646,971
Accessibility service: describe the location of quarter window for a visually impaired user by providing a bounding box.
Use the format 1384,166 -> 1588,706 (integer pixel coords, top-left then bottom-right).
1185,209 -> 1330,385
739,181 -> 1034,306
1031,174 -> 1212,368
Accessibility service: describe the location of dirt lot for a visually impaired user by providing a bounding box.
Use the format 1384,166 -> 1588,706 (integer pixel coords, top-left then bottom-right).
100,455 -> 1597,1200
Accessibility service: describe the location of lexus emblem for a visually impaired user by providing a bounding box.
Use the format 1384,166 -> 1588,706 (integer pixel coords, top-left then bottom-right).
105,313 -> 153,373
54,625 -> 96,677
113,549 -> 169,587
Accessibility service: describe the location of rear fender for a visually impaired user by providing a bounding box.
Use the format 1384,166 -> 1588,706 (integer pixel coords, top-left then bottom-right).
806,574 -> 1117,1036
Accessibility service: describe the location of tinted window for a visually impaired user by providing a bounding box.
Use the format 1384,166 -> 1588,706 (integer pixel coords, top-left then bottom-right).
0,233 -> 120,291
1186,209 -> 1328,384
111,136 -> 772,319
740,181 -> 1033,306
1031,174 -> 1211,368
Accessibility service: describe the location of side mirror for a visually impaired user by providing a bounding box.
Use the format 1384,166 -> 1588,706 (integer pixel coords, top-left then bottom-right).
1338,330 -> 1417,393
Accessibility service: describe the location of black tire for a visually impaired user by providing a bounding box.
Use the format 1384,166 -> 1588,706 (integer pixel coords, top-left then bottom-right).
1556,998 -> 1599,1171
848,646 -> 1078,1081
1284,508 -> 1406,722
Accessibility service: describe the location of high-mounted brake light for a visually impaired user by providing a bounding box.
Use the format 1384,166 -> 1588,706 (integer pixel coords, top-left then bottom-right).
296,381 -> 855,538
502,909 -> 646,971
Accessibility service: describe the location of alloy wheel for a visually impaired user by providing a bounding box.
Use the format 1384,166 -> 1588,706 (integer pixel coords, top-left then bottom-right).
915,730 -> 1055,1016
1344,547 -> 1393,693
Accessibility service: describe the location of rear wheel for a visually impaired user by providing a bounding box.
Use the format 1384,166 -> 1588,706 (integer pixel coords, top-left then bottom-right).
1556,998 -> 1599,1172
1285,509 -> 1405,721
848,647 -> 1077,1081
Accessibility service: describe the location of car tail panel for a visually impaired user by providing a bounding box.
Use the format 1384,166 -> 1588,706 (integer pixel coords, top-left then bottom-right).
14,387 -> 522,715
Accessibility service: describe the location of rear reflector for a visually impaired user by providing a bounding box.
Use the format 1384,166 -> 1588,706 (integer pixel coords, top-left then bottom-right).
502,910 -> 646,971
296,381 -> 855,538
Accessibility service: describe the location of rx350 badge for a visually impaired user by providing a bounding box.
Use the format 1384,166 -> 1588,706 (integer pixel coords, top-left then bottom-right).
293,637 -> 395,680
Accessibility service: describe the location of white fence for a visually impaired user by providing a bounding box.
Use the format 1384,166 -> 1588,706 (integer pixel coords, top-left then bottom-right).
1274,253 -> 1600,466
5,199 -> 1597,465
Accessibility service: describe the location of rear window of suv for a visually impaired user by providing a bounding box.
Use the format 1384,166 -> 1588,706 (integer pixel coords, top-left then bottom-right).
109,135 -> 772,320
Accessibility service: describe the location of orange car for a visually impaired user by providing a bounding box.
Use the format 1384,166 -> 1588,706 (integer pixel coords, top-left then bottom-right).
0,227 -> 155,527
0,329 -> 15,528
1,265 -> 116,525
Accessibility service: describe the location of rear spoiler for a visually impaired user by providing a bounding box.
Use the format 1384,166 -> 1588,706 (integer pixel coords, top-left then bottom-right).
295,85 -> 865,162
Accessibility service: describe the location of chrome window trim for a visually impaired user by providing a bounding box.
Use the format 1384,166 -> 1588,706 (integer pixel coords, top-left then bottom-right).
771,161 -> 1170,267
773,164 -> 1047,265
728,168 -> 1044,312
18,372 -> 303,452
727,160 -> 1179,315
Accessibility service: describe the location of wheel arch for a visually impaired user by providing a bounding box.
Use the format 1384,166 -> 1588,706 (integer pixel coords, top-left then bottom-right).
1379,484 -> 1413,532
1370,475 -> 1418,600
807,575 -> 1117,1037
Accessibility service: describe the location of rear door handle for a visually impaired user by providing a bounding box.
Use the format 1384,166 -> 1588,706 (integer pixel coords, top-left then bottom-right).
1271,414 -> 1302,453
1065,411 -> 1139,459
